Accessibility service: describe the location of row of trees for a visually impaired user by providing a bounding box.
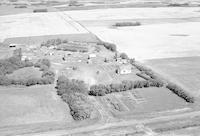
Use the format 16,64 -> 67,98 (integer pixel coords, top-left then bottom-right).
166,82 -> 194,103
97,41 -> 117,52
56,76 -> 94,120
132,62 -> 195,103
113,22 -> 141,27
41,38 -> 68,47
89,79 -> 164,96
0,71 -> 55,86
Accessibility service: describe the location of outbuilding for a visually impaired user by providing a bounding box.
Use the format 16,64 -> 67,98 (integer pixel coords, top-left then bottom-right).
116,64 -> 132,74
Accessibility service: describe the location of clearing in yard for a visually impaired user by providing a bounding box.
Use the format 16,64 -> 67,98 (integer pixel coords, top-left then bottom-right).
0,85 -> 73,127
144,56 -> 200,97
7,67 -> 42,80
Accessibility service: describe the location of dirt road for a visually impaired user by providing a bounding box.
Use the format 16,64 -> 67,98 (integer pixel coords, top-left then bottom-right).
0,109 -> 197,136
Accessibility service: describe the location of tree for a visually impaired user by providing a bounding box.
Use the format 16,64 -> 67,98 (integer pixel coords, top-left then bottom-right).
120,53 -> 129,59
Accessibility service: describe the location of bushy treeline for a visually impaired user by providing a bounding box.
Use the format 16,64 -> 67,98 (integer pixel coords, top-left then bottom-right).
41,38 -> 68,47
33,9 -> 48,13
0,70 -> 55,86
0,49 -> 33,75
166,82 -> 194,103
113,22 -> 141,27
34,58 -> 51,70
57,45 -> 88,53
120,52 -> 129,59
56,75 -> 87,95
56,76 -> 94,120
89,80 -> 164,96
97,41 -> 117,52
0,57 -> 55,86
132,62 -> 162,80
133,62 -> 195,103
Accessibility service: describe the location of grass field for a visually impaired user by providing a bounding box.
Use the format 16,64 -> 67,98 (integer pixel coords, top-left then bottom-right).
7,67 -> 42,80
145,56 -> 200,97
0,85 -> 73,127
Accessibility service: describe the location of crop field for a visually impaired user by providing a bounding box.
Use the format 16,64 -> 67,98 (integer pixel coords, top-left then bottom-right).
66,7 -> 200,60
145,56 -> 200,96
0,12 -> 88,42
7,67 -> 42,80
0,85 -> 73,127
96,87 -> 189,119
67,7 -> 200,22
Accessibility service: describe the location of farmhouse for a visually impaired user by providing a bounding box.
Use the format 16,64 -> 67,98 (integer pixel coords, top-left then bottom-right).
116,64 -> 132,74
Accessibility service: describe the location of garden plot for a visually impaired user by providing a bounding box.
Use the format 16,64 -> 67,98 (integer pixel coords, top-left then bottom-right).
127,88 -> 188,114
99,87 -> 189,119
0,85 -> 73,127
145,56 -> 200,96
0,12 -> 87,42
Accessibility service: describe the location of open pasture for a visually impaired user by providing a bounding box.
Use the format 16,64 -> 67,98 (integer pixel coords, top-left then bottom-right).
0,85 -> 73,127
145,56 -> 200,96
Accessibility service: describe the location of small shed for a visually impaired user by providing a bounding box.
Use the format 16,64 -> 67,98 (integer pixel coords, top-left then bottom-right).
9,44 -> 17,48
116,65 -> 132,74
88,54 -> 96,59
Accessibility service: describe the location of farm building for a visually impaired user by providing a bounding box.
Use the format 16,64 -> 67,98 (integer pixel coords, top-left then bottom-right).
88,54 -> 96,59
116,65 -> 132,74
117,58 -> 129,64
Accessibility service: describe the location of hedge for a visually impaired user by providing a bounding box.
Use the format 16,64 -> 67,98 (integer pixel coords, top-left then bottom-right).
113,22 -> 141,27
133,61 -> 195,103
89,80 -> 164,96
61,93 -> 93,120
166,82 -> 194,103
97,41 -> 117,52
